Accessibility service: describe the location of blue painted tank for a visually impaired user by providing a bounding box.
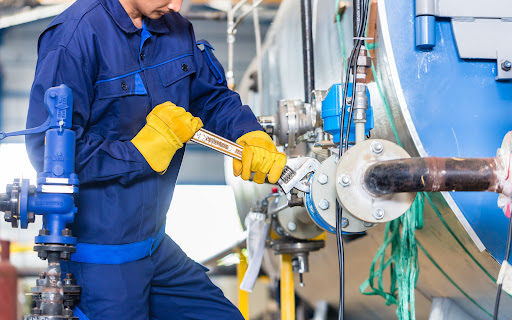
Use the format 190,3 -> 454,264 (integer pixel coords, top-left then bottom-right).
381,1 -> 512,263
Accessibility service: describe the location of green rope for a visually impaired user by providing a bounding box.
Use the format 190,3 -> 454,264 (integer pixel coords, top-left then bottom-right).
360,194 -> 424,320
416,240 -> 493,318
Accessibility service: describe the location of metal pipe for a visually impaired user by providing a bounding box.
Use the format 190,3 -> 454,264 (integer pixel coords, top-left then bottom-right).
300,0 -> 315,103
252,1 -> 263,112
280,254 -> 295,320
364,157 -> 502,196
185,11 -> 227,20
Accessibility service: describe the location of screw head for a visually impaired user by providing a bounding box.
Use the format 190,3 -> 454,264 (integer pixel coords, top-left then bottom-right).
318,199 -> 329,210
338,175 -> 351,187
371,141 -> 384,154
373,208 -> 385,220
363,221 -> 373,227
502,60 -> 512,71
287,221 -> 297,231
317,174 -> 328,185
341,217 -> 349,228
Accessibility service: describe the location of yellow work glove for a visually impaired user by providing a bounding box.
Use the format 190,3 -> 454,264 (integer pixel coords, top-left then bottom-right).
233,131 -> 287,184
132,102 -> 203,173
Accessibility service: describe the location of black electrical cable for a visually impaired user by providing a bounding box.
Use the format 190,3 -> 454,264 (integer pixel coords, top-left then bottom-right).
493,214 -> 512,320
344,0 -> 370,152
338,0 -> 370,155
336,202 -> 345,320
335,3 -> 370,319
336,0 -> 369,320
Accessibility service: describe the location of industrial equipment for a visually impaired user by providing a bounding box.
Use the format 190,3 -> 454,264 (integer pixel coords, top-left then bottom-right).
227,0 -> 512,319
0,85 -> 80,320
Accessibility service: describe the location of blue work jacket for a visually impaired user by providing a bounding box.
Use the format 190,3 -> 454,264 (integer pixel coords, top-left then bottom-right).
26,0 -> 262,245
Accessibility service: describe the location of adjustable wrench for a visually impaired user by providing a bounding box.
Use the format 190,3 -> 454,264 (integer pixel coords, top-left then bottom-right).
191,128 -> 319,194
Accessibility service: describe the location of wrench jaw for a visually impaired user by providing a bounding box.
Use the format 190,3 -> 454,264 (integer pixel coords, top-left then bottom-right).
277,157 -> 320,194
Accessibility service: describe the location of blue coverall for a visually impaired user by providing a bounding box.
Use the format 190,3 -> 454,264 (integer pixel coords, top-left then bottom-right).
25,0 -> 262,318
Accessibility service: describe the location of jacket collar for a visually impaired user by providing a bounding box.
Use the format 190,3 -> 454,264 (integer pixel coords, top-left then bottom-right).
99,0 -> 171,34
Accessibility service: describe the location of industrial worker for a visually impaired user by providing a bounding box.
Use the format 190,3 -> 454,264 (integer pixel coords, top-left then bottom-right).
25,0 -> 286,318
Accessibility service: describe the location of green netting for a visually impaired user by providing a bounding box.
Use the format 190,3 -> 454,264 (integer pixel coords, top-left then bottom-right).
359,194 -> 424,320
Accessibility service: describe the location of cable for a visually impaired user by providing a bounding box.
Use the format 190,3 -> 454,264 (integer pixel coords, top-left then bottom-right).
335,2 -> 370,319
336,202 -> 345,320
493,209 -> 512,320
344,0 -> 370,152
338,0 -> 370,155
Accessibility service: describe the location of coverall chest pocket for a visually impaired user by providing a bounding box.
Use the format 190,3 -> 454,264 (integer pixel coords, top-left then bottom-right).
94,72 -> 149,139
156,55 -> 196,108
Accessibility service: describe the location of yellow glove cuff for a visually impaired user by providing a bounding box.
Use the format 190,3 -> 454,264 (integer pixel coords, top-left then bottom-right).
132,114 -> 183,173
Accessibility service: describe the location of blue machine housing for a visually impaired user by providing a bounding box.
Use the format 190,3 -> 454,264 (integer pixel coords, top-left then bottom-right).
387,0 -> 512,263
321,83 -> 374,144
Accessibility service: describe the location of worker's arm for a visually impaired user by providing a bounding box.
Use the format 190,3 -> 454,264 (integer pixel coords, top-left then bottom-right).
187,25 -> 286,183
188,31 -> 262,142
26,46 -> 154,185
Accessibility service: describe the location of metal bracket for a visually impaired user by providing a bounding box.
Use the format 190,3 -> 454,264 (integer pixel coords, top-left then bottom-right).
415,0 -> 512,80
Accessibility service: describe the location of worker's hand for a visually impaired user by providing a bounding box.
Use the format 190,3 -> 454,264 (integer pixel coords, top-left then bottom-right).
132,102 -> 203,173
233,131 -> 287,184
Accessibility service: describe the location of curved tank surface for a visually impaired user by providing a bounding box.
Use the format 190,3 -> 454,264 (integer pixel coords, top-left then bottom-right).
229,0 -> 512,318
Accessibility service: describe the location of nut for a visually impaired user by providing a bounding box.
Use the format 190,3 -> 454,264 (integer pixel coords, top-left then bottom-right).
318,199 -> 329,210
341,217 -> 349,228
338,175 -> 351,187
370,141 -> 384,154
287,221 -> 297,231
317,174 -> 328,185
373,208 -> 385,220
502,60 -> 512,72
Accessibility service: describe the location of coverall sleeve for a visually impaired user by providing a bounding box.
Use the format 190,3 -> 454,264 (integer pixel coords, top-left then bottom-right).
26,47 -> 153,186
188,29 -> 263,142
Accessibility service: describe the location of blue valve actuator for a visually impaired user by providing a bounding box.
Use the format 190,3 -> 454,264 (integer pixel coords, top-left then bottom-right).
321,83 -> 374,144
1,85 -> 79,245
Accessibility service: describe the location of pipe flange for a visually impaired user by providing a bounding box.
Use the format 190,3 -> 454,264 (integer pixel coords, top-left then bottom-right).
308,155 -> 371,233
271,239 -> 325,255
335,139 -> 416,223
271,195 -> 323,240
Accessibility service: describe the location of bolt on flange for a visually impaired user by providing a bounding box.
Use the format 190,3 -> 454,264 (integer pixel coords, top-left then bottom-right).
317,174 -> 328,185
373,208 -> 385,220
287,221 -> 297,231
318,199 -> 329,210
370,141 -> 384,154
338,175 -> 351,187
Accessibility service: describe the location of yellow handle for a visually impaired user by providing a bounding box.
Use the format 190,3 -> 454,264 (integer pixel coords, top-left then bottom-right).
280,254 -> 295,320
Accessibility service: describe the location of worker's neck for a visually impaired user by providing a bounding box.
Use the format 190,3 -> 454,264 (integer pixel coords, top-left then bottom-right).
118,0 -> 143,29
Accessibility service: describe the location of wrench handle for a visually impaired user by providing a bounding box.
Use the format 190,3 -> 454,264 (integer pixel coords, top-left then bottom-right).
190,128 -> 243,161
